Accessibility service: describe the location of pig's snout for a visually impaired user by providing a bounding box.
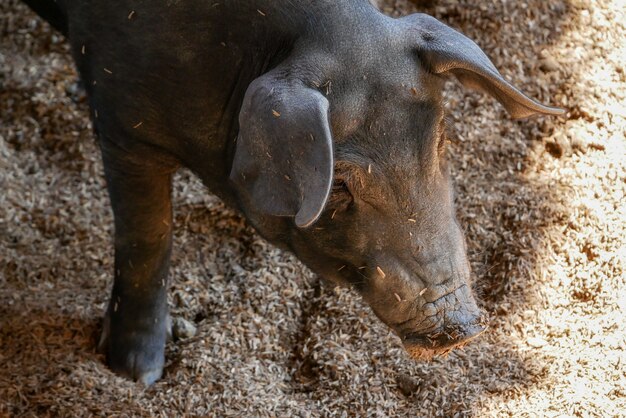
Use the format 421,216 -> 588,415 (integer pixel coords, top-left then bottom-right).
401,285 -> 488,356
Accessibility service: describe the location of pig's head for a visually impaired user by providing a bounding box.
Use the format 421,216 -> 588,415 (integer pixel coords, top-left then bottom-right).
230,12 -> 563,358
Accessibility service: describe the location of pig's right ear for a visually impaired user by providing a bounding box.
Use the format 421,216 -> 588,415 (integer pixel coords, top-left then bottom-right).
403,13 -> 565,119
230,73 -> 334,228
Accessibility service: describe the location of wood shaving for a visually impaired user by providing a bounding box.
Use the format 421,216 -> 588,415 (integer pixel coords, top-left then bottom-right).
1,0 -> 624,416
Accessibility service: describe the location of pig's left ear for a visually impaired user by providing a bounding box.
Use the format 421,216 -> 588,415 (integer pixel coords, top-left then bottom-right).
230,72 -> 334,228
403,14 -> 565,119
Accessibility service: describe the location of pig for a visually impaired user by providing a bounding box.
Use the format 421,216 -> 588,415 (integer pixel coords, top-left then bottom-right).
21,0 -> 563,385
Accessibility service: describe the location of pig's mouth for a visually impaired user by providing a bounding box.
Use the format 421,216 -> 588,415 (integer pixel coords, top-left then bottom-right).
401,317 -> 488,360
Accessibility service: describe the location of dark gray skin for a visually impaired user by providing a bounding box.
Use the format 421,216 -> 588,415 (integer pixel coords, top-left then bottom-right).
22,0 -> 563,385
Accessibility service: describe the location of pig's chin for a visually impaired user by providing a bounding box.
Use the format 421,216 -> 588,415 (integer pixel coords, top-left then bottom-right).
402,341 -> 465,361
399,316 -> 488,361
401,321 -> 487,360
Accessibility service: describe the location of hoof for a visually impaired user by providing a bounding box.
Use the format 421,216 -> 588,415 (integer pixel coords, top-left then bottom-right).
109,349 -> 164,386
98,313 -> 171,386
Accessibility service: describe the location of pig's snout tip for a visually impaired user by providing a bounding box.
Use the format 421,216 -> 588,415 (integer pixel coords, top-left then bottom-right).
403,316 -> 488,356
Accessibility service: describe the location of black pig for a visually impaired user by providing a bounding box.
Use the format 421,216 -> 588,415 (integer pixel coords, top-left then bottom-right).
21,0 -> 563,385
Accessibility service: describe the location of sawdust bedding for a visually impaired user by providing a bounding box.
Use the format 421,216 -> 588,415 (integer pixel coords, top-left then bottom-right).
1,0 -> 624,416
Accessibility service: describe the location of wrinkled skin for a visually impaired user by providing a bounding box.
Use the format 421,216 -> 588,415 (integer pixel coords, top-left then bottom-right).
22,0 -> 562,385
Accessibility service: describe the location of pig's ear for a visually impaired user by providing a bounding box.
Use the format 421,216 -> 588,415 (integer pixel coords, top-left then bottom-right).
404,14 -> 565,119
230,73 -> 334,228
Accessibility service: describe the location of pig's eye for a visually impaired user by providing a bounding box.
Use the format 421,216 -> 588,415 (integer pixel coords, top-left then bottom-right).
328,179 -> 354,212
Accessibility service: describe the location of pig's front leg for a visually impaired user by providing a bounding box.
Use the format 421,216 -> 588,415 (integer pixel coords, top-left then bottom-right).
97,142 -> 176,385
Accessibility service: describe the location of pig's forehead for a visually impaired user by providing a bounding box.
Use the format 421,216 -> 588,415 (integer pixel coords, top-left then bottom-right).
333,95 -> 444,159
327,66 -> 445,142
323,41 -> 447,173
335,131 -> 439,194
